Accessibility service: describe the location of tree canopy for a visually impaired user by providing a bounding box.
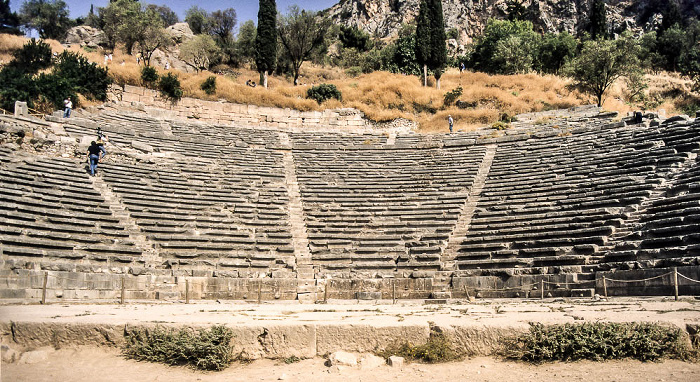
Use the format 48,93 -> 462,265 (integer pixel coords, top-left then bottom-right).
19,0 -> 72,39
255,0 -> 277,88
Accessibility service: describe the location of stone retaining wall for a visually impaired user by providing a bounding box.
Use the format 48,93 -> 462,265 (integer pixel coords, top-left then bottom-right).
118,85 -> 394,133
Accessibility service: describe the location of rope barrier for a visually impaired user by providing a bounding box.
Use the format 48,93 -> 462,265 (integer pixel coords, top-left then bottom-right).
603,272 -> 672,283
3,269 -> 700,303
677,273 -> 700,284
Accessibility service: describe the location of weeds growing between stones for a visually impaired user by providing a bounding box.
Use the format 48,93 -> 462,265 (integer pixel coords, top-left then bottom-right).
122,325 -> 234,371
502,322 -> 696,363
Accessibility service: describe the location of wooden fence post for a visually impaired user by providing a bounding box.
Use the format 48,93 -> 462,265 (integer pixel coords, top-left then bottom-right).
392,280 -> 396,304
673,267 -> 679,301
41,272 -> 48,305
185,279 -> 190,304
603,276 -> 608,299
540,279 -> 544,299
120,276 -> 125,305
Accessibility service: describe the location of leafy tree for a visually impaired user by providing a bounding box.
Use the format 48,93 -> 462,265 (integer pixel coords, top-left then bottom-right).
141,65 -> 158,85
0,0 -> 21,35
179,34 -> 220,72
185,6 -> 209,35
255,0 -> 277,88
146,4 -> 178,27
469,19 -> 539,74
536,32 -> 577,74
564,33 -> 643,107
493,35 -> 533,74
85,4 -> 100,28
415,0 -> 447,88
19,0 -> 73,39
277,6 -> 330,86
100,0 -> 145,54
415,0 -> 431,86
657,24 -> 687,72
136,11 -> 172,67
660,0 -> 682,34
383,29 -> 421,76
338,25 -> 371,51
506,0 -> 528,22
209,8 -> 236,44
680,44 -> 700,91
589,0 -> 607,40
235,20 -> 257,64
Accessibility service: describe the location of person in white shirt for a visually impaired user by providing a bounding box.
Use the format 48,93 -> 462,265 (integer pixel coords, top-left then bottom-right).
63,98 -> 72,118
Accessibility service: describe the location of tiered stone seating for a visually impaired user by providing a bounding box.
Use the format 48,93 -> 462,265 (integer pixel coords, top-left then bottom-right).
605,122 -> 700,266
0,155 -> 141,271
99,148 -> 293,277
294,146 -> 486,276
455,121 -> 700,275
290,131 -> 387,146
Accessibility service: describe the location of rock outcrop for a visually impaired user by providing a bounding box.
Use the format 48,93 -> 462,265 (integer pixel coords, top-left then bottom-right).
325,0 -> 695,41
63,26 -> 107,48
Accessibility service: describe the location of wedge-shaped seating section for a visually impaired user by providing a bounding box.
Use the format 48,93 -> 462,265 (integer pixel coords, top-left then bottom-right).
456,121 -> 700,275
100,148 -> 294,277
605,132 -> 700,266
294,146 -> 486,276
0,154 -> 141,270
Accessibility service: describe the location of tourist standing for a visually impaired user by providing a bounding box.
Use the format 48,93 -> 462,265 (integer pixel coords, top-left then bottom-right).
63,98 -> 72,118
448,115 -> 454,133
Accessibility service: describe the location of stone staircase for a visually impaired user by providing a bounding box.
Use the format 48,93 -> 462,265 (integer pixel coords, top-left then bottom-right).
436,144 -> 497,293
280,138 -> 317,301
89,174 -> 159,266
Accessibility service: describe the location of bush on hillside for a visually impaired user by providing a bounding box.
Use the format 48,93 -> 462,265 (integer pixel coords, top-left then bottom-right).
53,51 -> 112,101
200,76 -> 217,95
8,38 -> 52,75
306,83 -> 342,104
443,86 -> 463,106
158,72 -> 183,101
141,66 -> 159,86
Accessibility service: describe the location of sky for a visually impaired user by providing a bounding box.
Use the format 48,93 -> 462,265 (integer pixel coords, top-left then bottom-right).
10,0 -> 340,32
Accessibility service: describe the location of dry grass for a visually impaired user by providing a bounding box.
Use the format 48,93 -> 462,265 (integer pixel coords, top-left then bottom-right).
2,33 -> 697,131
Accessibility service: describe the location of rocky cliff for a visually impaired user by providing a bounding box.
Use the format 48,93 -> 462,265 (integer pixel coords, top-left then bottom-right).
325,0 -> 697,42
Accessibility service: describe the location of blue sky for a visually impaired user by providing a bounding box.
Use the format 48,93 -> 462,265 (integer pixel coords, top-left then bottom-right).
10,0 -> 339,32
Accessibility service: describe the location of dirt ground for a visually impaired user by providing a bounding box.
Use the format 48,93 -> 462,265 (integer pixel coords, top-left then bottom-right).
2,297 -> 700,381
3,346 -> 700,382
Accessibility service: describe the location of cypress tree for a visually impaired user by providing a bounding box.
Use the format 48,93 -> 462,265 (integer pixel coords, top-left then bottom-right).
415,0 -> 431,87
255,0 -> 277,88
589,0 -> 607,40
428,0 -> 447,89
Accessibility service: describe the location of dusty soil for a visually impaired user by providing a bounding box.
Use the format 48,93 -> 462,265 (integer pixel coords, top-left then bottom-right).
2,297 -> 699,381
3,346 -> 700,382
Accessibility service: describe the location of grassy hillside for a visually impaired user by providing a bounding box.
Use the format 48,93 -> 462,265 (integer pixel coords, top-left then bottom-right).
1,34 -> 697,132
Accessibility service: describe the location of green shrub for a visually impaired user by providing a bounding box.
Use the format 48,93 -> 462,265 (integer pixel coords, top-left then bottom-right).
53,51 -> 112,101
345,66 -> 362,78
502,322 -> 695,363
141,66 -> 159,86
123,325 -> 234,371
8,38 -> 53,75
377,328 -> 458,363
158,72 -> 183,101
200,76 -> 217,95
306,83 -> 342,104
443,86 -> 463,107
491,121 -> 510,130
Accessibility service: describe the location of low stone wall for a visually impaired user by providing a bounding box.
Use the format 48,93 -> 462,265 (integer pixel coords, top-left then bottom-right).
119,85 -> 381,132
